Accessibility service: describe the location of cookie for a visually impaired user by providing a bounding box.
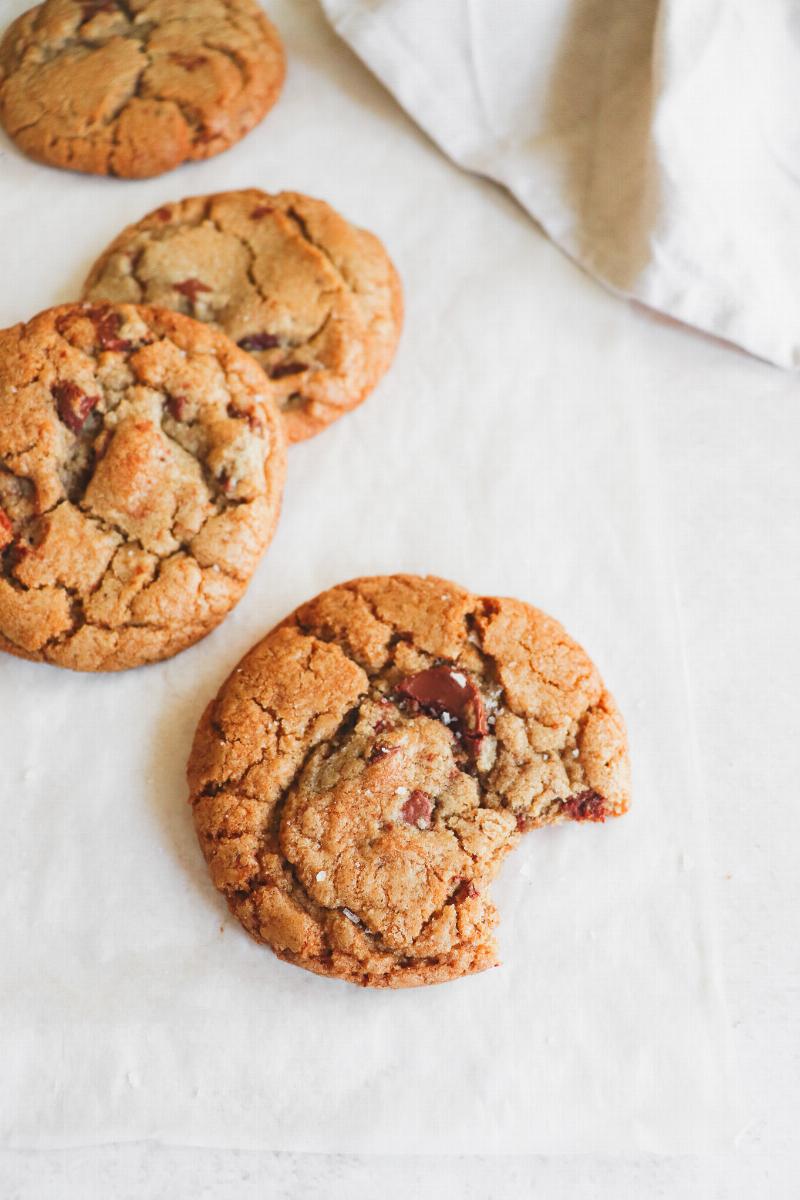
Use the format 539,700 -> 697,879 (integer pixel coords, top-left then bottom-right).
0,0 -> 285,179
83,189 -> 404,442
188,574 -> 630,988
0,302 -> 286,672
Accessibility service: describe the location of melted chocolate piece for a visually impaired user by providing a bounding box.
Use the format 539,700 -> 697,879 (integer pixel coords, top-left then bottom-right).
167,395 -> 188,421
250,205 -> 274,220
81,305 -> 133,352
454,880 -> 479,903
397,666 -> 488,755
174,278 -> 212,304
52,381 -> 99,433
367,742 -> 400,765
400,790 -> 433,827
563,790 -> 606,822
226,402 -> 262,433
238,332 -> 281,352
268,362 -> 307,380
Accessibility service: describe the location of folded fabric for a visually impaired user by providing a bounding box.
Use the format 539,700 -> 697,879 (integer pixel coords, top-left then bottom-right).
321,0 -> 800,368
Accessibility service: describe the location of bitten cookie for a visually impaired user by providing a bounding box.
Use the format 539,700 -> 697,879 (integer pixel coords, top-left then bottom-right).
83,189 -> 404,442
0,0 -> 285,178
0,302 -> 286,672
188,574 -> 630,988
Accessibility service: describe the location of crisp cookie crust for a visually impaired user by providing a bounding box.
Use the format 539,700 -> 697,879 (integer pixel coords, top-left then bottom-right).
0,302 -> 286,672
0,0 -> 285,179
188,574 -> 630,988
83,189 -> 404,442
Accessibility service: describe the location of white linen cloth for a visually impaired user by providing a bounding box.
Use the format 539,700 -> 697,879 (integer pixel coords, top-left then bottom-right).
0,0 -> 742,1154
321,0 -> 800,368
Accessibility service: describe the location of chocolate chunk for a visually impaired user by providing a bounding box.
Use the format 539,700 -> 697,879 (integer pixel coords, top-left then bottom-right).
174,279 -> 212,304
563,790 -> 606,822
367,742 -> 400,764
250,205 -> 274,219
52,381 -> 99,433
238,332 -> 281,352
454,880 -> 479,902
268,362 -> 307,380
167,395 -> 188,421
226,402 -> 262,433
400,789 -> 433,827
83,305 -> 132,352
397,666 -> 488,753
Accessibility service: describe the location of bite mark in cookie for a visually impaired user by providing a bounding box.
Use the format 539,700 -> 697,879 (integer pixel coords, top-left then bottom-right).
0,302 -> 286,672
188,574 -> 631,988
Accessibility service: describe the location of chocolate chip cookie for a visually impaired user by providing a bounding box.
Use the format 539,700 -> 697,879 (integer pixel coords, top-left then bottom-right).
0,302 -> 286,671
83,189 -> 404,441
0,0 -> 285,179
188,574 -> 630,988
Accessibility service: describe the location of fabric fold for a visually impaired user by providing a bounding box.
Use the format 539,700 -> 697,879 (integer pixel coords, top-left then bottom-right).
321,0 -> 800,367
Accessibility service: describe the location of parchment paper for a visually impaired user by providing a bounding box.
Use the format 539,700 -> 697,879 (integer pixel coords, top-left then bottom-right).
0,0 -> 742,1153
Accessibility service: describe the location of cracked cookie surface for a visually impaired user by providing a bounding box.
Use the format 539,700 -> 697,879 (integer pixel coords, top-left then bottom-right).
188,574 -> 630,988
0,0 -> 285,178
83,189 -> 404,441
0,302 -> 286,671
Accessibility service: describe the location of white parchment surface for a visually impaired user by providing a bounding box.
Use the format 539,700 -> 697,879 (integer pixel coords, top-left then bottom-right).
0,0 -> 742,1154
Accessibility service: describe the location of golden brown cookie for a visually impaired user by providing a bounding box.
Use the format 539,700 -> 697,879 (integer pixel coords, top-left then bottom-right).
0,302 -> 286,672
188,574 -> 630,988
0,0 -> 285,179
83,189 -> 404,441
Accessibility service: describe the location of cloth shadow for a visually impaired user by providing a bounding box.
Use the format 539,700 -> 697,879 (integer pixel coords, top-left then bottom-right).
539,0 -> 662,289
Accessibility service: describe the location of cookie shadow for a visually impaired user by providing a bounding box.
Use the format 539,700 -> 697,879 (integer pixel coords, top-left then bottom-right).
143,652 -> 231,918
541,0 -> 661,288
